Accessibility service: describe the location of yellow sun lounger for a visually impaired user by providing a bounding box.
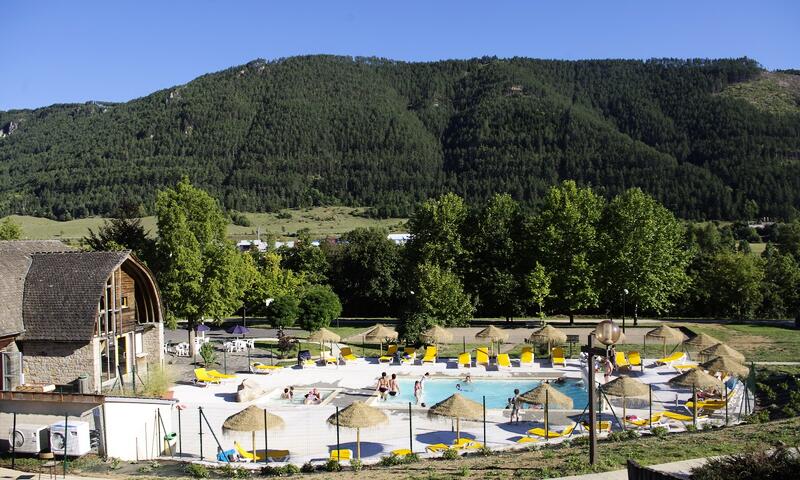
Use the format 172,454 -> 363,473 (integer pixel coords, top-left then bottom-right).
655,352 -> 685,366
250,363 -> 283,374
400,347 -> 417,364
673,364 -> 697,371
339,347 -> 358,363
425,443 -> 452,453
615,352 -> 630,370
452,438 -> 483,450
194,368 -> 221,385
552,347 -> 566,367
476,347 -> 490,367
520,346 -> 534,366
379,344 -> 398,363
422,345 -> 437,364
329,449 -> 352,461
207,369 -> 236,380
390,448 -> 412,457
323,355 -> 339,365
497,353 -> 512,369
458,352 -> 472,368
625,413 -> 665,428
516,436 -> 539,444
234,442 -> 291,463
628,351 -> 642,368
582,421 -> 612,432
526,424 -> 575,439
662,411 -> 707,422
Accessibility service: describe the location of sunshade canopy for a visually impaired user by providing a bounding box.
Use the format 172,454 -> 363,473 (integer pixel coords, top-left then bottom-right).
518,382 -> 573,408
700,356 -> 750,378
669,368 -> 723,390
308,327 -> 341,343
645,325 -> 685,343
363,324 -> 398,342
684,333 -> 720,349
529,325 -> 567,345
223,406 -> 285,432
475,325 -> 509,342
326,401 -> 388,429
427,393 -> 483,421
422,325 -> 453,344
700,343 -> 745,362
601,376 -> 649,397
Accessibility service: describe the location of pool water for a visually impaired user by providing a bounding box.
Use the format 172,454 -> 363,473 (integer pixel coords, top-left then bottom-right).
262,388 -> 335,405
384,378 -> 587,409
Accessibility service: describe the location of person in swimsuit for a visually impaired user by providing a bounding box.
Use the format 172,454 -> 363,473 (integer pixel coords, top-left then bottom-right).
464,373 -> 472,383
280,388 -> 291,399
304,388 -> 321,404
413,380 -> 422,404
388,373 -> 400,397
376,372 -> 390,400
510,388 -> 521,424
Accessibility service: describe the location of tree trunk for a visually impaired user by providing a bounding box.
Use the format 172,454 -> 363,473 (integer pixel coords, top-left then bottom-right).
569,310 -> 574,325
187,317 -> 198,358
633,304 -> 639,326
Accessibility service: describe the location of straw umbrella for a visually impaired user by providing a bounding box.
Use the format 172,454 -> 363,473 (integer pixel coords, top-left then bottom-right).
326,401 -> 387,460
684,333 -> 720,351
308,328 -> 341,361
669,368 -> 723,429
600,377 -> 649,429
422,325 -> 453,353
475,325 -> 509,357
363,324 -> 398,356
645,325 -> 685,358
428,393 -> 483,441
700,343 -> 745,363
223,406 -> 284,462
530,325 -> 567,359
700,356 -> 750,379
519,383 -> 573,435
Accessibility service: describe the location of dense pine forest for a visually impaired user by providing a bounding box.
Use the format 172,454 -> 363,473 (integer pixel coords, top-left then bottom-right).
1,55 -> 799,220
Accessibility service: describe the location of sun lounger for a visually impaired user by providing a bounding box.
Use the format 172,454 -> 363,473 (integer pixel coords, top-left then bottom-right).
194,368 -> 221,386
234,441 -> 257,462
422,345 -> 437,364
452,438 -> 483,450
329,449 -> 352,461
425,443 -> 452,453
390,448 -> 412,457
615,352 -> 630,370
526,424 -> 575,439
250,363 -> 283,374
207,369 -> 237,380
520,346 -> 534,366
458,352 -> 472,368
628,351 -> 642,368
581,421 -> 612,432
323,355 -> 339,365
552,347 -> 566,367
673,364 -> 697,371
476,347 -> 490,367
625,413 -> 667,428
339,347 -> 358,363
515,436 -> 539,444
300,358 -> 317,368
497,353 -> 512,369
662,411 -> 708,423
379,344 -> 398,363
655,352 -> 685,366
400,347 -> 416,364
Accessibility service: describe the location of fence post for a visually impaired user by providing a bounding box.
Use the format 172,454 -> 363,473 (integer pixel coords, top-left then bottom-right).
199,407 -> 204,461
335,406 -> 340,458
178,406 -> 183,458
263,410 -> 268,464
408,402 -> 413,453
482,396 -> 486,448
63,413 -> 69,477
11,412 -> 16,469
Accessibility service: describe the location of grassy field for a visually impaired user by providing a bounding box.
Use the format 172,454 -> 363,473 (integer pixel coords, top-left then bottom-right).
2,207 -> 407,242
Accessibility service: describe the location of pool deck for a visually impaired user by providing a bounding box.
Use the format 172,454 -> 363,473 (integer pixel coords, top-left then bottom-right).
168,356 -> 749,466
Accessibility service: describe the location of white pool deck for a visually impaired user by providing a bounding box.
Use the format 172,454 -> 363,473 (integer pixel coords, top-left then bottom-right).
168,356 -> 749,466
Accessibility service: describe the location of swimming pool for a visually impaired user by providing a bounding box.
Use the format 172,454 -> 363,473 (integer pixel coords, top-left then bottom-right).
260,387 -> 338,406
382,378 -> 588,409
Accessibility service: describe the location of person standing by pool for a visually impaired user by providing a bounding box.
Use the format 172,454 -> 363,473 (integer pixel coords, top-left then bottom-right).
603,356 -> 614,383
510,388 -> 521,424
389,373 -> 400,397
376,372 -> 390,400
420,372 -> 430,391
414,380 -> 422,404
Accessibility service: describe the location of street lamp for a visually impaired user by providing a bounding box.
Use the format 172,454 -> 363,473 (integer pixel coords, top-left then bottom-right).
587,319 -> 622,465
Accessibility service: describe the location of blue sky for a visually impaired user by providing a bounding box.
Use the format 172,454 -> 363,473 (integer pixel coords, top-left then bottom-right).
1,0 -> 798,110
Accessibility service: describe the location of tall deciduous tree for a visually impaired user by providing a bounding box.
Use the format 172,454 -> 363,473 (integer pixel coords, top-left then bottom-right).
531,181 -> 604,324
298,285 -> 342,331
405,193 -> 468,272
243,250 -> 306,316
463,194 -> 524,321
761,245 -> 800,324
696,251 -> 764,320
599,188 -> 692,324
526,263 -> 551,319
329,227 -> 401,316
155,178 -> 251,351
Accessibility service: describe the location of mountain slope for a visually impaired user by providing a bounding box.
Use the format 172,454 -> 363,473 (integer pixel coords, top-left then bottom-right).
1,56 -> 799,220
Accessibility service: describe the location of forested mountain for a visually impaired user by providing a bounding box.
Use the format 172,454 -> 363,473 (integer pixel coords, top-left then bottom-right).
1,55 -> 799,220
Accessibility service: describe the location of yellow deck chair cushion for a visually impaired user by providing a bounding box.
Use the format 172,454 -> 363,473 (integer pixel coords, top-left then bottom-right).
339,347 -> 358,362
458,352 -> 472,367
476,347 -> 490,365
656,352 -> 685,365
520,346 -> 534,365
663,411 -> 707,422
425,443 -> 451,453
400,347 -> 416,363
497,353 -> 512,368
615,351 -> 630,369
194,368 -> 221,384
329,449 -> 352,461
207,369 -> 236,379
234,441 -> 257,461
390,448 -> 412,457
551,347 -> 566,366
422,345 -> 437,363
628,351 -> 642,367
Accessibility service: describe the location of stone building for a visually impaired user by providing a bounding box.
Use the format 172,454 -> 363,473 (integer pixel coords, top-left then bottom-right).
0,241 -> 164,393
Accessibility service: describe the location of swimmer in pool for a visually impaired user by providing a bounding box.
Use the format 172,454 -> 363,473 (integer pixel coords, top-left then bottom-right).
456,383 -> 462,391
388,373 -> 400,397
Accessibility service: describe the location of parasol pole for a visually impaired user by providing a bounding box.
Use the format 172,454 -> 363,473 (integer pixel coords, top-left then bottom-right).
692,385 -> 697,429
545,388 -> 550,436
335,406 -> 340,458
456,417 -> 461,441
263,410 -> 268,464
649,384 -> 653,430
356,428 -> 361,461
622,395 -> 626,431
251,431 -> 256,463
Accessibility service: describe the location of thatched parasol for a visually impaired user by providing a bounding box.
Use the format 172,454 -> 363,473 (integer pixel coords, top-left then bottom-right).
700,356 -> 750,379
700,343 -> 745,363
308,328 -> 341,361
423,325 -> 453,344
530,325 -> 567,358
327,401 -> 387,460
684,333 -> 720,350
669,368 -> 723,428
427,393 -> 483,440
476,325 -> 509,356
601,377 -> 649,425
645,325 -> 686,357
363,324 -> 398,356
518,383 -> 573,435
223,406 -> 285,462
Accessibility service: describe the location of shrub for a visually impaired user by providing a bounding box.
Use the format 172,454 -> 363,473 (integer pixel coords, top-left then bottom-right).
350,459 -> 363,472
745,410 -> 771,424
218,464 -> 235,478
275,211 -> 292,220
230,211 -> 252,227
378,454 -> 402,466
298,285 -> 342,331
324,459 -> 342,472
184,463 -> 210,479
442,448 -> 460,460
140,365 -> 175,398
404,453 -> 420,463
478,445 -> 493,456
282,464 -> 300,475
108,458 -> 122,470
199,342 -> 216,367
266,295 -> 300,328
300,462 -> 315,473
259,465 -> 277,476
685,424 -> 698,433
651,426 -> 669,439
692,448 -> 800,480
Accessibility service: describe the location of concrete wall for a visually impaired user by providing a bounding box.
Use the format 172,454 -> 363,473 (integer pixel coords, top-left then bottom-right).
20,341 -> 95,392
104,398 -> 175,460
141,323 -> 164,367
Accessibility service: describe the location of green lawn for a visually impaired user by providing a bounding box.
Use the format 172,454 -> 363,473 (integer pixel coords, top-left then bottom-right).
681,323 -> 800,362
3,206 -> 406,241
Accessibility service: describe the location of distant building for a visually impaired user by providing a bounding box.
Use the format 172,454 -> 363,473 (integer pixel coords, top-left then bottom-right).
387,233 -> 411,245
0,241 -> 164,393
236,239 -> 269,252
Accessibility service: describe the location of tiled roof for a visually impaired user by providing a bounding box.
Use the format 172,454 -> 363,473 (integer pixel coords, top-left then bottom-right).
21,250 -> 130,341
0,241 -> 74,337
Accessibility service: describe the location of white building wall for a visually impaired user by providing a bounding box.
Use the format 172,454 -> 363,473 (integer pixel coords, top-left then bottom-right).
103,398 -> 176,461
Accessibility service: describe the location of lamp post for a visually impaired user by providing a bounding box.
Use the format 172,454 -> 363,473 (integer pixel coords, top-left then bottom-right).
621,289 -> 628,333
587,319 -> 622,465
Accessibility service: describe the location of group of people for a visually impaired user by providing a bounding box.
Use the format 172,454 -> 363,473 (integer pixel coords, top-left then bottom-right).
376,372 -> 401,400
279,386 -> 322,404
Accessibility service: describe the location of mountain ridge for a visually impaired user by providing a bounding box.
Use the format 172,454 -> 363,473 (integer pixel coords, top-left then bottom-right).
1,55 -> 799,220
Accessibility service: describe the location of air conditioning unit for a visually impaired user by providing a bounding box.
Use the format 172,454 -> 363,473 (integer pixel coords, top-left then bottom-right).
49,421 -> 91,457
8,424 -> 50,454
